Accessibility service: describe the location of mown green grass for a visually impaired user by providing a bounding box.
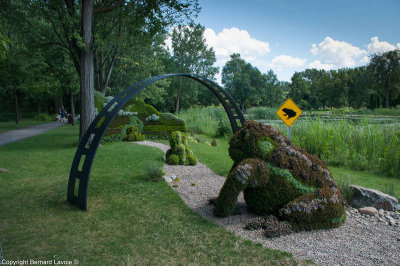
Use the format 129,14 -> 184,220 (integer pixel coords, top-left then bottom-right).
187,136 -> 400,200
0,119 -> 53,133
0,126 -> 305,265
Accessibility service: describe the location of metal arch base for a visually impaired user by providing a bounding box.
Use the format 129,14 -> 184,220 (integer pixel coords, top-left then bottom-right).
67,73 -> 246,211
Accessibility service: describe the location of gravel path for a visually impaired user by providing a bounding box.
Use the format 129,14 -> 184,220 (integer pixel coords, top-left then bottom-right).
135,141 -> 400,265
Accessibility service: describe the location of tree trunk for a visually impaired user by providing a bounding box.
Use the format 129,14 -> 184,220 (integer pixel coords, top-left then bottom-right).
14,82 -> 19,124
96,47 -> 119,95
70,88 -> 76,126
241,102 -> 245,113
79,0 -> 95,140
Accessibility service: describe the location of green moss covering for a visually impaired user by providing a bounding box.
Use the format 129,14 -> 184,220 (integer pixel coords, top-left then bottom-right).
257,137 -> 275,157
124,126 -> 145,142
127,99 -> 160,120
215,120 -> 346,231
143,124 -> 186,134
165,131 -> 197,166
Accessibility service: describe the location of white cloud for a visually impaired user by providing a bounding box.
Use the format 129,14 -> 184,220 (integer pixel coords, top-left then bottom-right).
204,27 -> 270,60
367,36 -> 399,55
308,60 -> 335,70
270,55 -> 306,68
310,36 -> 368,69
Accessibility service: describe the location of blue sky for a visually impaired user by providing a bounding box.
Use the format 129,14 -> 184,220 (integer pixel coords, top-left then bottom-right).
193,0 -> 400,82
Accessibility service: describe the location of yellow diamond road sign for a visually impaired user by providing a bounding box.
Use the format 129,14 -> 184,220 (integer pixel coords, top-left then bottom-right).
276,98 -> 302,127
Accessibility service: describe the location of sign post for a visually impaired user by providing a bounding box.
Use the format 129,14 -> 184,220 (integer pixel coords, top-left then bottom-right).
276,98 -> 302,140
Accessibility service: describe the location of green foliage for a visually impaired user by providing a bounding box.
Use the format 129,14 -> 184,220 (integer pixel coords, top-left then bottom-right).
166,131 -> 197,166
94,91 -> 106,112
144,124 -> 186,133
291,117 -> 400,177
159,112 -> 185,125
248,107 -> 277,120
124,126 -> 145,142
338,179 -> 353,205
165,23 -> 218,113
179,107 -> 231,137
34,113 -> 53,121
145,161 -> 164,182
166,154 -> 180,165
257,138 -> 275,157
128,99 -> 160,120
187,154 -> 197,165
0,112 -> 15,122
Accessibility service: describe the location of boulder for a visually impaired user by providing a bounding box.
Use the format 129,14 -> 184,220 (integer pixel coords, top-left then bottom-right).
358,207 -> 378,216
351,185 -> 400,211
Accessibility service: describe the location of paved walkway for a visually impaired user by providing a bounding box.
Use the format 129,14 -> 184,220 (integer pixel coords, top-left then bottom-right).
0,122 -> 65,147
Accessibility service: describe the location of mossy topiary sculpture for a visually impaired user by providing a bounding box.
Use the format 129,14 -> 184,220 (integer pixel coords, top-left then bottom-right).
214,120 -> 346,230
166,131 -> 197,166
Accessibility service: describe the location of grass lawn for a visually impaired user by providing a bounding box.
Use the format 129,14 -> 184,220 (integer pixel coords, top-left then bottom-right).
187,135 -> 400,200
0,126 -> 306,265
0,119 -> 54,133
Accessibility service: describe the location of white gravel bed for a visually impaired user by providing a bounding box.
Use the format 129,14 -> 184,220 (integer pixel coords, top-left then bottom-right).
135,141 -> 400,265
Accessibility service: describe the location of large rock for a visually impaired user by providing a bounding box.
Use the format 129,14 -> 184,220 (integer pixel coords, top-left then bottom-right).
358,207 -> 378,216
351,185 -> 400,211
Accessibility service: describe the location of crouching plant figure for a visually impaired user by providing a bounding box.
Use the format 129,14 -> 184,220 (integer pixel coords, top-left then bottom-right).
166,131 -> 197,165
214,121 -> 346,230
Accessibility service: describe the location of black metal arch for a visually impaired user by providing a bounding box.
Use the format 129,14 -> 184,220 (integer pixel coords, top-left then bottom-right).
67,73 -> 246,210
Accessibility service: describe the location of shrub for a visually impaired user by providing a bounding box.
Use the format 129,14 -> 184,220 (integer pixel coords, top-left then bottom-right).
145,161 -> 164,182
337,179 -> 353,205
211,139 -> 218,146
35,113 -> 53,121
188,154 -> 197,165
124,126 -> 145,142
166,154 -> 180,165
165,131 -> 197,166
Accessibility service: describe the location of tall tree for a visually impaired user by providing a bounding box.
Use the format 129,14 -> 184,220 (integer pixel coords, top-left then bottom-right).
7,0 -> 199,139
168,24 -> 218,113
222,54 -> 261,112
288,72 -> 310,109
369,49 -> 400,108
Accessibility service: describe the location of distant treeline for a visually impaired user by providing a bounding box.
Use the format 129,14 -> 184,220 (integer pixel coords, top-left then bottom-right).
221,50 -> 400,112
1,0 -> 399,124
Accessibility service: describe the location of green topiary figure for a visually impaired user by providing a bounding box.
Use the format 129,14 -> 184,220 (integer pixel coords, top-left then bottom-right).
166,131 -> 197,166
214,120 -> 346,230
